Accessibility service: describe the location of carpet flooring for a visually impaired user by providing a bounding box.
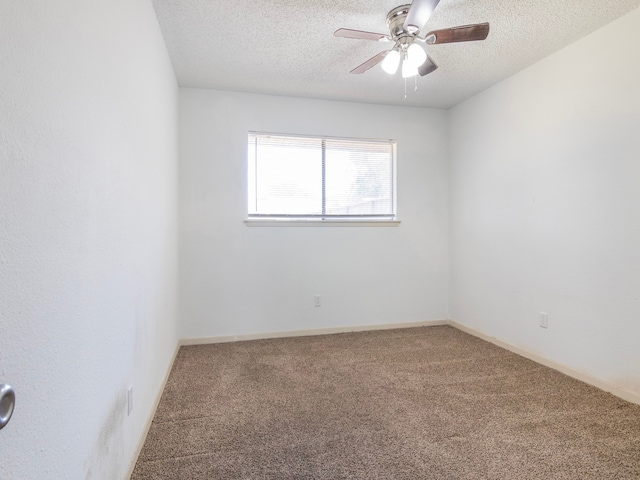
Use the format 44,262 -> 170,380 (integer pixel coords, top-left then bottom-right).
131,326 -> 640,479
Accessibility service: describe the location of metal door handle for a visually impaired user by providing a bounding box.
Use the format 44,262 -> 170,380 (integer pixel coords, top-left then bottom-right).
0,384 -> 15,430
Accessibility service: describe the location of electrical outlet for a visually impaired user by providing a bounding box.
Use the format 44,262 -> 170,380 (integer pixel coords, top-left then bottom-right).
539,312 -> 548,329
127,385 -> 133,416
314,295 -> 321,307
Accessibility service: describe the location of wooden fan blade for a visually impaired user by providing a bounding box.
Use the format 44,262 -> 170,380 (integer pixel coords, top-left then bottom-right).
418,55 -> 438,76
404,0 -> 441,33
334,28 -> 391,42
425,23 -> 490,44
350,51 -> 390,74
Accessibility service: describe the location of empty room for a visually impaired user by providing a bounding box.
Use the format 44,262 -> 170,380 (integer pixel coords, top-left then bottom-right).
1,0 -> 639,478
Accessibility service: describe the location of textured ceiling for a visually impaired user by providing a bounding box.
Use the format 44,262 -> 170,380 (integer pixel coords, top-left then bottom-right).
152,0 -> 640,108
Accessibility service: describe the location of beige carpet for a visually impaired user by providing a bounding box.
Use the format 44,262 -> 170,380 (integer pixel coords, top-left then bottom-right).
132,326 -> 640,479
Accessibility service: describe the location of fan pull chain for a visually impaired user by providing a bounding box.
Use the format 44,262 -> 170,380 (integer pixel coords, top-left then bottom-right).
404,77 -> 407,100
414,75 -> 418,92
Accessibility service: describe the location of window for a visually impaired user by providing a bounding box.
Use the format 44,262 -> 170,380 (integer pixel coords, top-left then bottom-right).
248,133 -> 396,221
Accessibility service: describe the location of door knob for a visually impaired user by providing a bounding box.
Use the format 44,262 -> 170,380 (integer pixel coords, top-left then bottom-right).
0,384 -> 15,430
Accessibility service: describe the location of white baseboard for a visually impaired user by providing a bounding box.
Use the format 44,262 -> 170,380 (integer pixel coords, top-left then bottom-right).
124,343 -> 180,480
180,320 -> 449,346
449,320 -> 640,406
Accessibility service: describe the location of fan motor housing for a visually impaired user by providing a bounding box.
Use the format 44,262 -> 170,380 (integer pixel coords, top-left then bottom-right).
386,5 -> 412,40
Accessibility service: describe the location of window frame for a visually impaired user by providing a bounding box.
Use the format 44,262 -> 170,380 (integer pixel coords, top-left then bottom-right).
246,131 -> 399,226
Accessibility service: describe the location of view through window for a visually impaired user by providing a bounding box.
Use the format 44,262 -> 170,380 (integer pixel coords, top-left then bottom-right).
248,133 -> 396,220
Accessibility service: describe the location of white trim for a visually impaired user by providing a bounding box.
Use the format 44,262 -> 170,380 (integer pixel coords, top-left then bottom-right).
180,320 -> 448,346
449,320 -> 640,406
124,344 -> 180,480
244,219 -> 401,227
248,130 -> 396,144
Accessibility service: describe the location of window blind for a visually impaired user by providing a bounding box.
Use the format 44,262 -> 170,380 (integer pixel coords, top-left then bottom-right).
248,133 -> 396,219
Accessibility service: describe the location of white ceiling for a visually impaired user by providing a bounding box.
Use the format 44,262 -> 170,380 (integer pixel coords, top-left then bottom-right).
152,0 -> 640,109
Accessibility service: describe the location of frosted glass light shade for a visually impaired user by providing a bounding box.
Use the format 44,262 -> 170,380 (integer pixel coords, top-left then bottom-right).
401,59 -> 419,78
381,50 -> 400,74
407,43 -> 427,68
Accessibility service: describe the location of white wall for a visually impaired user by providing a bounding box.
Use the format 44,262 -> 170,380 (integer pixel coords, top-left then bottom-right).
179,89 -> 448,339
0,1 -> 179,478
449,8 -> 640,396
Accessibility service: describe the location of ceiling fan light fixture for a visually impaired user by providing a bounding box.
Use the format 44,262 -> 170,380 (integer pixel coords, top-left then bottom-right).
407,43 -> 427,68
381,49 -> 401,74
401,59 -> 419,78
335,0 -> 489,80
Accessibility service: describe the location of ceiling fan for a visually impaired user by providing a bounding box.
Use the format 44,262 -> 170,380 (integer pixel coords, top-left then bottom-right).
334,0 -> 489,78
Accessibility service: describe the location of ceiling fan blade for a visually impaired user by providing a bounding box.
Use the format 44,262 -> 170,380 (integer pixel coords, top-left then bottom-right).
424,23 -> 490,44
403,0 -> 442,33
350,51 -> 390,74
418,55 -> 438,76
334,28 -> 391,42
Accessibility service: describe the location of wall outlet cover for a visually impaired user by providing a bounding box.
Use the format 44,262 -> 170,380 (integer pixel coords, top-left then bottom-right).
127,385 -> 133,416
539,312 -> 549,329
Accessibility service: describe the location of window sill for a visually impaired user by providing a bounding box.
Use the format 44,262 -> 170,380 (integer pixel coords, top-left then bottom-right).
244,219 -> 401,227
